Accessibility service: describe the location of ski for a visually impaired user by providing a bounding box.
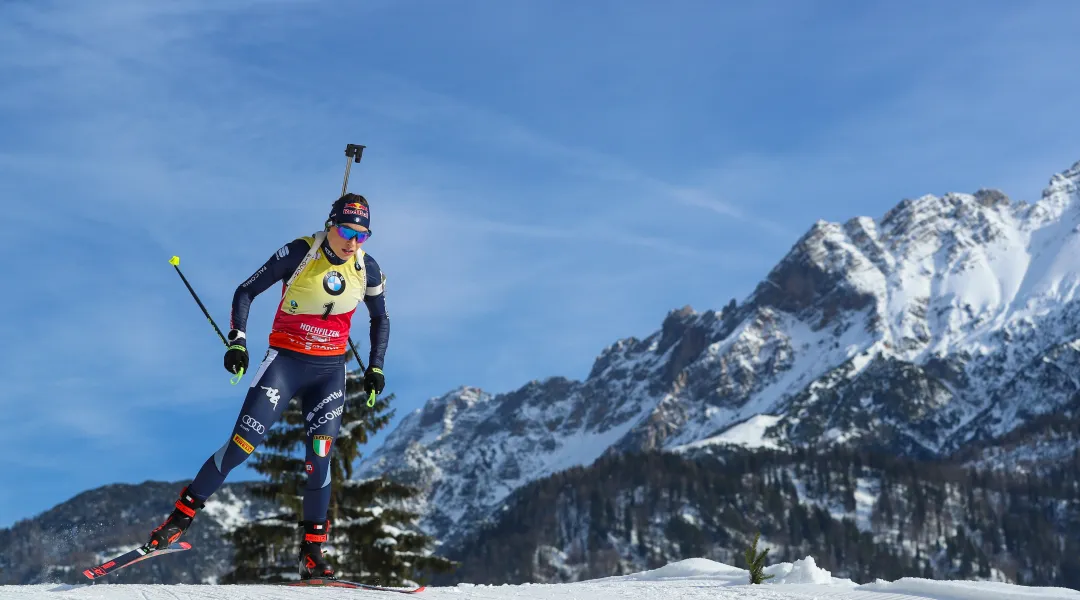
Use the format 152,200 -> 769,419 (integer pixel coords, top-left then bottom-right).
81,541 -> 192,580
278,578 -> 426,594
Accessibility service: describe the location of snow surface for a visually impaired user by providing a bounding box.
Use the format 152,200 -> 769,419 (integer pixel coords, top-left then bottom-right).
672,414 -> 783,451
5,556 -> 1077,599
8,556 -> 1080,595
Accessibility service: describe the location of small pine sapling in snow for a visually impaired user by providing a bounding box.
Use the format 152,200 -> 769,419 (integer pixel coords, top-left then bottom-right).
744,532 -> 775,584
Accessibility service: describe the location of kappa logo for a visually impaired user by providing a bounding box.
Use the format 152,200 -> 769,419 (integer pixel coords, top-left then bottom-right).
305,462 -> 314,474
261,386 -> 281,409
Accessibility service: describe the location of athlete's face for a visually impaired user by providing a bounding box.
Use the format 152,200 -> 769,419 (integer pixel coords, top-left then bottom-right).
328,222 -> 369,259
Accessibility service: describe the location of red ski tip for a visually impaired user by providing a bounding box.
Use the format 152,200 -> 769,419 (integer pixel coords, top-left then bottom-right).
82,569 -> 95,580
178,541 -> 192,550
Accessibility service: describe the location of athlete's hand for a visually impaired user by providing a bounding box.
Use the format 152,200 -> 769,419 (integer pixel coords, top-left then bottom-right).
224,329 -> 249,375
364,367 -> 385,395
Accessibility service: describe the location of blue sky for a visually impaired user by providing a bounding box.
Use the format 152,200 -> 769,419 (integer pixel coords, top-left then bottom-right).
1,1 -> 1079,527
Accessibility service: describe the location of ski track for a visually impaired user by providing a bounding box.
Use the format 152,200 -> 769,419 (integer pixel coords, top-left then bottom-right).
4,579 -> 1078,600
5,556 -> 1078,600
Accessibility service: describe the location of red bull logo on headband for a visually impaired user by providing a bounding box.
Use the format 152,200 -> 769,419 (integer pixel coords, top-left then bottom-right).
344,203 -> 368,218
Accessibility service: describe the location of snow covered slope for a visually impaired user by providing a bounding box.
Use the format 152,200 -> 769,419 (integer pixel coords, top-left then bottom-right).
5,556 -> 1078,599
358,160 -> 1080,546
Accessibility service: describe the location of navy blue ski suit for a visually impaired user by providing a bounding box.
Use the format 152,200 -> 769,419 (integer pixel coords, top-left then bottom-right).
185,234 -> 389,522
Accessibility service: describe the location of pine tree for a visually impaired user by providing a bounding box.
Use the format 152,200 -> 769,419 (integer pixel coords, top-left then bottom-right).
325,378 -> 456,586
333,477 -> 456,586
223,353 -> 456,584
744,531 -> 775,584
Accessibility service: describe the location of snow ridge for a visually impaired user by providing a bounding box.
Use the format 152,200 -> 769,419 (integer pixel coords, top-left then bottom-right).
12,556 -> 1080,599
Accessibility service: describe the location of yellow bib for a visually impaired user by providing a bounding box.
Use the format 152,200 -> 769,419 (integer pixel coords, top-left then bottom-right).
269,235 -> 368,356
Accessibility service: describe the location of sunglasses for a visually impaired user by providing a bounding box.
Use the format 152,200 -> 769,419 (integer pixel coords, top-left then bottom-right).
335,225 -> 371,243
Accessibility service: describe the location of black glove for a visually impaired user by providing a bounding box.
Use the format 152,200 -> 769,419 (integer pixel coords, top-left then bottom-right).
363,367 -> 385,396
224,329 -> 249,375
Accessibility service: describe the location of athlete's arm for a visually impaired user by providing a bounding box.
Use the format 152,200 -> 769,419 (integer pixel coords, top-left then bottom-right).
363,253 -> 389,370
229,238 -> 311,334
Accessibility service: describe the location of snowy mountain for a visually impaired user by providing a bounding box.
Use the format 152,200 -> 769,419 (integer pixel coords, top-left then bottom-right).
8,555 -> 1080,599
357,159 -> 1080,547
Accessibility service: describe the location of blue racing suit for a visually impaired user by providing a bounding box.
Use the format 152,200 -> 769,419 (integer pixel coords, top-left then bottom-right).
185,233 -> 389,523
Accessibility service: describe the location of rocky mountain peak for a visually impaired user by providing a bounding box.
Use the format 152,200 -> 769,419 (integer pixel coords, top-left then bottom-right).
750,220 -> 876,330
974,188 -> 1010,208
360,159 -> 1080,551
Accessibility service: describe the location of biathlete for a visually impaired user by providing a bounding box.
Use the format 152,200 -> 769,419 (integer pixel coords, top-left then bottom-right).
145,193 -> 389,580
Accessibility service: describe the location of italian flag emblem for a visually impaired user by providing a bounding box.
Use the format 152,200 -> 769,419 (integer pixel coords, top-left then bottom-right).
313,435 -> 333,457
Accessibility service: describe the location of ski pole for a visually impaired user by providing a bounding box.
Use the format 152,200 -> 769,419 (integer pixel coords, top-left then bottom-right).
168,256 -> 245,385
339,143 -> 377,407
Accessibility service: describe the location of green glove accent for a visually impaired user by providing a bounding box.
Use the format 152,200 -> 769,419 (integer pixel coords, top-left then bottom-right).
226,344 -> 247,385
366,367 -> 383,407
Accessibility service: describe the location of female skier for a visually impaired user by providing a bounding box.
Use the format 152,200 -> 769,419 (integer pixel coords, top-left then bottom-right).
145,193 -> 389,580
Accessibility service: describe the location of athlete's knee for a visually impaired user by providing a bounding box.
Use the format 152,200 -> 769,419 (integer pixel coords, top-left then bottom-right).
304,437 -> 335,491
213,432 -> 259,475
304,460 -> 333,491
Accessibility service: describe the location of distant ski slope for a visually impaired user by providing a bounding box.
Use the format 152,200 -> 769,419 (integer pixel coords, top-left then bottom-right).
4,556 -> 1077,600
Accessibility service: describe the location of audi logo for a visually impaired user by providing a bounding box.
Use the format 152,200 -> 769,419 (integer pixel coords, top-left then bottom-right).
242,415 -> 265,434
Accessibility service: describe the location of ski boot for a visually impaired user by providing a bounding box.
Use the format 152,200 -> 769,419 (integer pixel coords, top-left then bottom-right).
298,520 -> 336,580
147,486 -> 204,551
